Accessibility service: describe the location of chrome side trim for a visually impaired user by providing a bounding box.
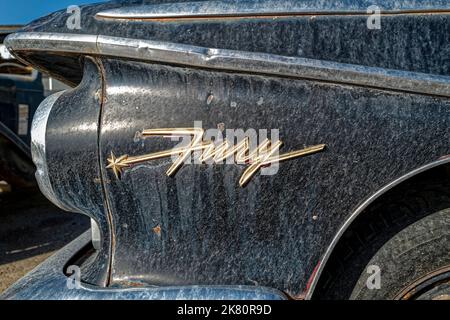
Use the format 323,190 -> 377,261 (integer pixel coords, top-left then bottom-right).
6,33 -> 98,55
6,32 -> 450,98
305,157 -> 450,299
96,0 -> 450,19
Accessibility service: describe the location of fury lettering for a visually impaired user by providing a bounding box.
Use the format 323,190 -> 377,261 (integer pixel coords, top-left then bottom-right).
107,128 -> 325,187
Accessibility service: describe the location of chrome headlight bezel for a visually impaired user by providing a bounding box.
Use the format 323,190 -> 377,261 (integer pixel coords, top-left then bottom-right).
31,90 -> 74,211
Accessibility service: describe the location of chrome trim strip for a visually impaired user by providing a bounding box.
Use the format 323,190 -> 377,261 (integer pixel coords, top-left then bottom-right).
5,32 -> 450,98
96,0 -> 450,19
6,33 -> 98,55
305,157 -> 450,299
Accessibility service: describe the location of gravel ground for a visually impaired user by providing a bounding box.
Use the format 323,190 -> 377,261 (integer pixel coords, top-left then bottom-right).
0,188 -> 89,294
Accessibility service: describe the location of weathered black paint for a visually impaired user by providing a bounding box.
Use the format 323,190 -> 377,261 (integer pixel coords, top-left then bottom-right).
44,59 -> 111,286
98,58 -> 450,295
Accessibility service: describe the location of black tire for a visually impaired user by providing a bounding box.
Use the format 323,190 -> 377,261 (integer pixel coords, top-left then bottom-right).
315,184 -> 450,300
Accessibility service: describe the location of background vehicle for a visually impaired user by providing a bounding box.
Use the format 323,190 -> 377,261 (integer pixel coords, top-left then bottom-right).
2,0 -> 449,300
0,26 -> 68,190
0,25 -> 40,189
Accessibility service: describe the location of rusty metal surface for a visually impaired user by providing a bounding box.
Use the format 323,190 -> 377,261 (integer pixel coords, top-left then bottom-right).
394,266 -> 450,300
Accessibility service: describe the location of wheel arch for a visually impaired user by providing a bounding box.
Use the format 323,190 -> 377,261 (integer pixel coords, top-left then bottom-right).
306,157 -> 450,299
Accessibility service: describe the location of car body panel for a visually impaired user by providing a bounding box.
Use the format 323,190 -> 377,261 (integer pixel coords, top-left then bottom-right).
2,0 -> 450,299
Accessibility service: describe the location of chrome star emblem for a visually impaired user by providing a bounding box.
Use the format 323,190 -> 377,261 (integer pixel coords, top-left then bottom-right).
106,151 -> 129,179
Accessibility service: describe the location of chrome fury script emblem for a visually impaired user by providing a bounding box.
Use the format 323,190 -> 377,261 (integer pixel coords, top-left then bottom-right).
107,128 -> 325,187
